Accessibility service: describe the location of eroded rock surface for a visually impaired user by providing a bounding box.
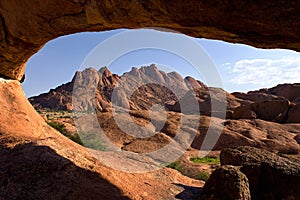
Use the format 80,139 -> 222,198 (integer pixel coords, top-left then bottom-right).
231,84 -> 300,123
200,165 -> 251,200
1,1 -> 300,199
29,67 -> 300,124
219,146 -> 300,200
0,0 -> 300,80
30,65 -> 202,112
232,100 -> 290,122
287,103 -> 300,123
0,79 -> 204,200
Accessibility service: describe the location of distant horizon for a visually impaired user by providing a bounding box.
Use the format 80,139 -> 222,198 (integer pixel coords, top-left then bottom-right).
27,64 -> 299,98
23,29 -> 300,97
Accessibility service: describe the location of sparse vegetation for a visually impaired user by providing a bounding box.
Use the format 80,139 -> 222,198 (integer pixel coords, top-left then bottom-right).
38,110 -> 73,120
194,171 -> 210,181
166,161 -> 183,172
78,131 -> 107,151
190,156 -> 220,164
47,121 -> 66,134
68,134 -> 84,145
166,160 -> 212,181
47,121 -> 83,145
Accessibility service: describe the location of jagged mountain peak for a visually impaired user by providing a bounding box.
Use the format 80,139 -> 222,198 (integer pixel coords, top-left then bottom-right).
99,66 -> 112,76
29,65 -> 206,111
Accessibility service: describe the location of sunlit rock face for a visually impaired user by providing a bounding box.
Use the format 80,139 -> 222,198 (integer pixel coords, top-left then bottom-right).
29,65 -> 204,112
0,1 -> 299,199
0,0 -> 300,80
0,78 -> 205,200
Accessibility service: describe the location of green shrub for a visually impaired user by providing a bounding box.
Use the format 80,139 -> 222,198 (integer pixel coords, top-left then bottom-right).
78,131 -> 107,151
166,161 -> 183,172
190,156 -> 220,164
47,121 -> 66,134
69,134 -> 84,145
47,121 -> 83,145
194,171 -> 210,181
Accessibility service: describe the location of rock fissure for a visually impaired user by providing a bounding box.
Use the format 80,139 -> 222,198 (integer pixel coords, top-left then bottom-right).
0,14 -> 9,45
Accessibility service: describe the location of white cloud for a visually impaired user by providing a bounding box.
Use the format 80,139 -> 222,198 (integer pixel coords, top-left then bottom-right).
221,62 -> 232,70
222,62 -> 231,66
230,58 -> 300,86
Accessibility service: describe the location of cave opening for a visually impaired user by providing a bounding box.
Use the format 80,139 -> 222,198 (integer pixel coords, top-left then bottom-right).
23,28 -> 300,156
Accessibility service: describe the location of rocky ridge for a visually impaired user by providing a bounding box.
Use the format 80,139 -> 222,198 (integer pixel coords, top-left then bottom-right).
29,65 -> 300,124
231,83 -> 300,123
3,68 -> 300,199
30,64 -> 207,112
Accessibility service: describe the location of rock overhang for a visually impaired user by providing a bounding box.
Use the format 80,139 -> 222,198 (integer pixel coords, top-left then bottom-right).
0,0 -> 299,81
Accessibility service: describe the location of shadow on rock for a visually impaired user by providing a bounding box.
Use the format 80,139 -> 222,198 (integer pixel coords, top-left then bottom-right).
174,183 -> 202,200
0,142 -> 130,200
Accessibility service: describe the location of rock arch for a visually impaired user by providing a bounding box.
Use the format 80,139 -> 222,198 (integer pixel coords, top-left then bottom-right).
0,0 -> 300,81
0,1 -> 300,199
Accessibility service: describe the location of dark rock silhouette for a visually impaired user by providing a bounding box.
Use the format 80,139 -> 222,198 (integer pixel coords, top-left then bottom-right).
216,146 -> 300,200
200,165 -> 251,200
0,142 -> 130,200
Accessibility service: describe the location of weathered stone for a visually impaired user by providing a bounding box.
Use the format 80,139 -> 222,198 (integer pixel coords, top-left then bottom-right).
0,1 -> 299,199
200,165 -> 251,200
232,100 -> 290,122
171,87 -> 240,116
265,83 -> 300,102
233,84 -> 300,103
294,134 -> 300,145
231,84 -> 300,123
287,103 -> 300,123
0,0 -> 300,80
258,100 -> 290,121
29,65 -> 196,111
0,78 -> 204,200
232,92 -> 285,103
220,146 -> 300,200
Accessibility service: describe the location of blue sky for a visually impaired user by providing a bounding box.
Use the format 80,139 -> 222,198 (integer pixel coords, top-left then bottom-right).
23,29 -> 300,97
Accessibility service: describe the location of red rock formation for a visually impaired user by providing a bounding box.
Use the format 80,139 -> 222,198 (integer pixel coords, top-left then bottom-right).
287,103 -> 300,123
29,65 -> 208,112
231,84 -> 300,123
0,78 -> 204,199
0,0 -> 300,81
218,146 -> 300,199
0,1 -> 300,199
258,83 -> 300,102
